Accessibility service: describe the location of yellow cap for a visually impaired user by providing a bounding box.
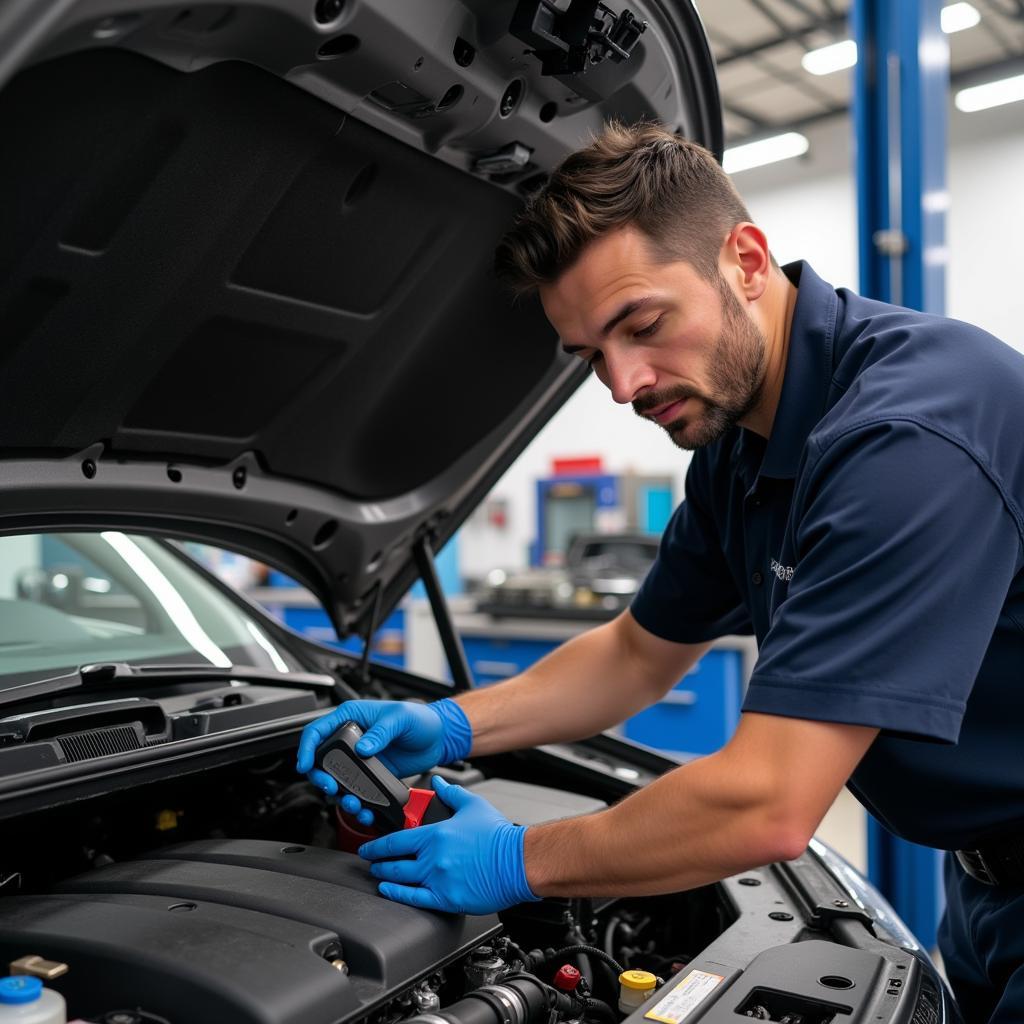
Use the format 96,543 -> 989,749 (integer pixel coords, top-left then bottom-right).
155,809 -> 180,832
619,970 -> 657,992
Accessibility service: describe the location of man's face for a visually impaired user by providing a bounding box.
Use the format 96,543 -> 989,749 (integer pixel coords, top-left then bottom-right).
539,225 -> 767,451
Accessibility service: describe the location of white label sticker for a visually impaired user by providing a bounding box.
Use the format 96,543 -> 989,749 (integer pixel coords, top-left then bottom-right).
643,969 -> 725,1024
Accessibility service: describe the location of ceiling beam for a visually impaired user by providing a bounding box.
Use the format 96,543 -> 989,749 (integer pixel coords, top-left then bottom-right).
716,13 -> 847,66
725,52 -> 1024,145
776,0 -> 836,19
723,100 -> 772,130
747,0 -> 799,38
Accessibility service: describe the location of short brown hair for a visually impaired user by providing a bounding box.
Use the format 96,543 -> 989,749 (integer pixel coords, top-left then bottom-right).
494,121 -> 752,294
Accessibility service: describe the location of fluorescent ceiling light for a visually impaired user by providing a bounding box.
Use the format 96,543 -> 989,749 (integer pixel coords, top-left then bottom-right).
723,132 -> 809,174
802,39 -> 857,76
955,72 -> 1024,112
803,5 -> 978,76
941,2 -> 980,33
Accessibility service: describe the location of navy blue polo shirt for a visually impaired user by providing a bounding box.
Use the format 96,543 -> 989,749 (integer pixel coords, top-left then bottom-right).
631,261 -> 1024,850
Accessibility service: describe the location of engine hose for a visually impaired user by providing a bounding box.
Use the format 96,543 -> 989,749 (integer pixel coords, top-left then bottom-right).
403,975 -> 549,1024
503,939 -> 531,969
541,945 -> 626,978
583,998 -> 618,1024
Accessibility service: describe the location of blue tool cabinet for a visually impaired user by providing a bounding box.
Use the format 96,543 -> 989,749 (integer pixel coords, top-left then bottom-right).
460,632 -> 744,756
460,636 -> 562,686
621,649 -> 743,755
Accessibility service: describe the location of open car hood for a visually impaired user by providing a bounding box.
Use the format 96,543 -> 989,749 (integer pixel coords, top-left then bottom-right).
0,0 -> 721,635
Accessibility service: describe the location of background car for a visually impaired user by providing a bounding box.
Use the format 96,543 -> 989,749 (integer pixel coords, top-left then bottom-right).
481,533 -> 660,617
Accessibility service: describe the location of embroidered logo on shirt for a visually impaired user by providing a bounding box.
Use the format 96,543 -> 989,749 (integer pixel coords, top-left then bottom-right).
770,559 -> 795,582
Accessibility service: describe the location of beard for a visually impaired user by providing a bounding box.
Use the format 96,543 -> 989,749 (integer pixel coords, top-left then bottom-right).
633,277 -> 767,451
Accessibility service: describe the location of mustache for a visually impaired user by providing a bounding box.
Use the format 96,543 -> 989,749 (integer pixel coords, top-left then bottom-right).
632,385 -> 706,418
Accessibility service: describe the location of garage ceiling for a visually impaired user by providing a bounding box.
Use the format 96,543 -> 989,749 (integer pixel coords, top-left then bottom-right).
694,0 -> 1024,143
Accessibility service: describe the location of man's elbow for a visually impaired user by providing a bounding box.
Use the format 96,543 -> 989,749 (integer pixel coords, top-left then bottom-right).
750,806 -> 816,865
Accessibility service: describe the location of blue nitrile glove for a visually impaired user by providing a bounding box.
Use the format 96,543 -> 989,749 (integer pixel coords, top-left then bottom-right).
295,699 -> 472,824
358,775 -> 540,914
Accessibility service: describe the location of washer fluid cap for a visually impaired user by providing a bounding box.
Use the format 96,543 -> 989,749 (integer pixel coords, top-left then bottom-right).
0,975 -> 43,1004
619,970 -> 657,991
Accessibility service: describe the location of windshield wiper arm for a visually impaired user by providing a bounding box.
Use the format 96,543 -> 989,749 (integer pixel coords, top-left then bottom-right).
0,662 -> 337,710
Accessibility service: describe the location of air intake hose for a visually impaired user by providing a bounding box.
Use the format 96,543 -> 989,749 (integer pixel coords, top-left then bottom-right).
404,975 -> 549,1024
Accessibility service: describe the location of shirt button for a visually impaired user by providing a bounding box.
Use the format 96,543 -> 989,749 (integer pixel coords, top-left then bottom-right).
752,571 -> 763,586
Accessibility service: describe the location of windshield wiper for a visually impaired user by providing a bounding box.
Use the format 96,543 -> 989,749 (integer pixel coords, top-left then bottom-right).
0,662 -> 338,710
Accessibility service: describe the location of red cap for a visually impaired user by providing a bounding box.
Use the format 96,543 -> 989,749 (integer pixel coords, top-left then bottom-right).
553,965 -> 581,992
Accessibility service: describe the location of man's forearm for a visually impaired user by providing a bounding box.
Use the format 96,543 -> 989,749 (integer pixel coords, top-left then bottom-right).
522,714 -> 879,897
523,749 -> 796,897
453,614 -> 708,757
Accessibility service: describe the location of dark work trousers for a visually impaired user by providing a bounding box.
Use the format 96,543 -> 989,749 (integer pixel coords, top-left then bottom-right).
938,854 -> 1024,1023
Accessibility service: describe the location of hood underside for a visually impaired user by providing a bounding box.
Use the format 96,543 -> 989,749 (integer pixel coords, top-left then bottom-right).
0,0 -> 721,633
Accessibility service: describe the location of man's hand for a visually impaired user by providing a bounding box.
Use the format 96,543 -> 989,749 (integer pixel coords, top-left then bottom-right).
295,699 -> 472,823
358,776 -> 539,914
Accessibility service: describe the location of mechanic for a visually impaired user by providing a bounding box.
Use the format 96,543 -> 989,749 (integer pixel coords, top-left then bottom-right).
297,122 -> 1024,1022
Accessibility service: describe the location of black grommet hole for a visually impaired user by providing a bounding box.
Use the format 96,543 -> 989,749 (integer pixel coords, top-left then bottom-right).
819,976 -> 855,990
314,0 -> 345,25
167,466 -> 182,483
318,33 -> 359,58
454,37 -> 475,67
539,101 -> 558,122
314,519 -> 339,549
438,84 -> 464,111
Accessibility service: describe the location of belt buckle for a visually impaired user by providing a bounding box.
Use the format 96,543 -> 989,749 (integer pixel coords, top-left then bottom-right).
957,848 -> 999,886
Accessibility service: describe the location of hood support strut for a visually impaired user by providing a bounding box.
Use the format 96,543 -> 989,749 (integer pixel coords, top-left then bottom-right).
412,535 -> 474,693
339,579 -> 384,693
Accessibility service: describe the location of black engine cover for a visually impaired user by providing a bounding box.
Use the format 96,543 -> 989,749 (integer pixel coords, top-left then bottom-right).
0,839 -> 500,1024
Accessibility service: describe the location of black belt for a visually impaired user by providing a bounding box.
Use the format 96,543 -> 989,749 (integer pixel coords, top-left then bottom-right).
956,835 -> 1024,887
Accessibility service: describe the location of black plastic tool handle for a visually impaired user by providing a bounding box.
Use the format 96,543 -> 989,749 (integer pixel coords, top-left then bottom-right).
313,720 -> 452,834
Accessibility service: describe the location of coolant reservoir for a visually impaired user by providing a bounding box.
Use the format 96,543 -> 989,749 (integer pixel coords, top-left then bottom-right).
0,977 -> 66,1023
618,970 -> 658,1014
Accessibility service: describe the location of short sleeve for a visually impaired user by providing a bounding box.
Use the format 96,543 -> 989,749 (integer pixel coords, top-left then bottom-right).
745,419 -> 1022,742
631,454 -> 753,643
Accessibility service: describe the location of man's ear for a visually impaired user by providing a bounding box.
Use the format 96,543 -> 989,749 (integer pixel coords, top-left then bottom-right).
720,223 -> 772,301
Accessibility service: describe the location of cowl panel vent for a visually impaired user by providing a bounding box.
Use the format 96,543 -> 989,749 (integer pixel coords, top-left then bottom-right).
58,723 -> 144,763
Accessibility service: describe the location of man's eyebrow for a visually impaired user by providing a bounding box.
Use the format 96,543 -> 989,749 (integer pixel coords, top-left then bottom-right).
560,296 -> 655,355
601,296 -> 654,337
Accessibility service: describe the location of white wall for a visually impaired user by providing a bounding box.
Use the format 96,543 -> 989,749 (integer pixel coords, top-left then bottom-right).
946,118 -> 1024,351
460,99 -> 1024,579
459,376 -> 693,577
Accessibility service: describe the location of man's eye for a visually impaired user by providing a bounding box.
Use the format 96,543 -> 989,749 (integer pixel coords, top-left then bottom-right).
635,313 -> 665,338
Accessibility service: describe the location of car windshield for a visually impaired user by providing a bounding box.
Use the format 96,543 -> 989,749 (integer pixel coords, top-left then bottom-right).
0,531 -> 305,688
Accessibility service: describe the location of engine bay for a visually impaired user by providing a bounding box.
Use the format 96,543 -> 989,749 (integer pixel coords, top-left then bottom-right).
0,753 -> 739,1024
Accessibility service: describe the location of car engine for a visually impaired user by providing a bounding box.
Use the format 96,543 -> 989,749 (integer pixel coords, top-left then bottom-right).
0,761 -> 733,1024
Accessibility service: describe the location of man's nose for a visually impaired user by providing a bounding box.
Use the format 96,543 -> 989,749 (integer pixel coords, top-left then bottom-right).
604,351 -> 655,405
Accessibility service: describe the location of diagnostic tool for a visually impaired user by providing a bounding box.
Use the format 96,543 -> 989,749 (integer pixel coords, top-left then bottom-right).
313,720 -> 453,833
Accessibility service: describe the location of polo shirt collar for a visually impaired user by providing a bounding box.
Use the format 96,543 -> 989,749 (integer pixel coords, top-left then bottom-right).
755,260 -> 839,481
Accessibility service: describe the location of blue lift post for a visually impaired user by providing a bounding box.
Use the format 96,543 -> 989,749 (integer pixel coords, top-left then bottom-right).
852,0 -> 950,950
